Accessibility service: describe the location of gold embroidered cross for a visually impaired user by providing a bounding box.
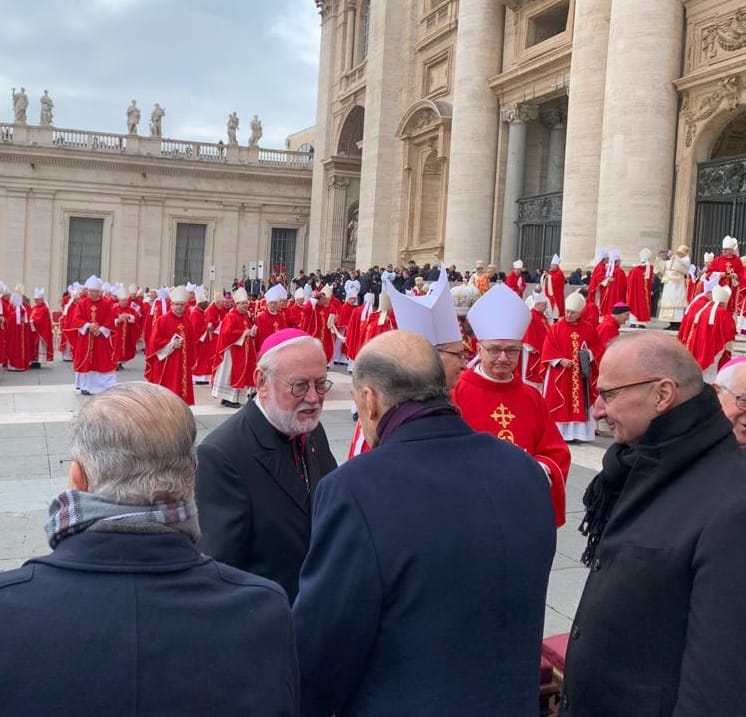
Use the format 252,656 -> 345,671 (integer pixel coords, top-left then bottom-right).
490,403 -> 515,429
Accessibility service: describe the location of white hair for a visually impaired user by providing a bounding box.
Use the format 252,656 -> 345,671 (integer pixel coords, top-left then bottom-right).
715,363 -> 746,391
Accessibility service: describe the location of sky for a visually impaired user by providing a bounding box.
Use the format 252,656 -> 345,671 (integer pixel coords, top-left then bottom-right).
0,0 -> 321,149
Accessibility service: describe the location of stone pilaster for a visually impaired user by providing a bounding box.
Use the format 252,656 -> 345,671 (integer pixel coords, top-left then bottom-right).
560,0 -> 612,269
4,190 -> 28,282
326,176 -> 350,269
27,191 -> 54,295
541,105 -> 567,194
499,103 -> 537,269
444,0 -> 504,272
595,0 -> 683,263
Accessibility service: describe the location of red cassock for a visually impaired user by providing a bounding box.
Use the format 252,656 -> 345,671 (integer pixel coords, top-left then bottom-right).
598,266 -> 627,316
285,301 -> 304,329
145,310 -> 195,405
344,304 -> 371,361
453,370 -> 570,527
677,294 -> 710,345
60,298 -> 80,359
541,318 -> 600,426
541,269 -> 566,318
358,310 -> 397,348
706,255 -> 746,314
682,300 -> 736,372
626,263 -> 653,322
504,272 -> 526,297
302,303 -> 334,363
522,308 -> 550,385
596,315 -> 620,360
70,296 -> 117,374
29,302 -> 54,362
5,302 -> 33,371
112,305 -> 141,364
580,300 -> 600,328
587,261 -> 609,307
213,309 -> 257,389
189,305 -> 214,378
255,309 -> 288,351
0,296 -> 8,366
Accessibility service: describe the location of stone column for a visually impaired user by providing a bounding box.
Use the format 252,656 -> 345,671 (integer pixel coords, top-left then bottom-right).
595,0 -> 683,262
325,176 -> 349,269
498,103 -> 537,269
542,105 -> 567,194
444,0 -> 504,272
560,0 -> 612,269
344,2 -> 356,69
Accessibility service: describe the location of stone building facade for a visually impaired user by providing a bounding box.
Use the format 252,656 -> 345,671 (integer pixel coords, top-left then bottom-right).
308,0 -> 746,274
0,123 -> 312,302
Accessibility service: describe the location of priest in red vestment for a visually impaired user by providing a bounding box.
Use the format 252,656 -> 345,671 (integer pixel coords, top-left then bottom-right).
626,248 -> 654,325
333,287 -> 358,364
286,288 -> 306,328
682,284 -> 736,383
145,286 -> 195,405
29,288 -> 54,366
540,255 -> 566,320
542,291 -> 601,442
255,283 -> 289,350
453,283 -> 570,527
190,289 -> 213,385
302,288 -> 335,364
211,287 -> 257,408
70,276 -> 117,394
596,302 -> 630,361
704,235 -> 745,314
504,260 -> 527,297
598,249 -> 628,316
0,282 -> 9,367
522,290 -> 551,390
587,249 -> 609,307
5,289 -> 33,371
577,286 -> 600,328
111,287 -> 140,368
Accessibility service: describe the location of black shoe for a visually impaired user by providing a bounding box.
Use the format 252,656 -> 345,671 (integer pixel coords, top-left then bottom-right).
195,380 -> 210,385
30,361 -> 41,369
116,364 -> 124,371
352,412 -> 359,422
221,399 -> 241,409
80,390 -> 91,396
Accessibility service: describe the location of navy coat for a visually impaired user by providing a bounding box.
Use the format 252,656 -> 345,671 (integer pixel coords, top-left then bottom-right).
0,530 -> 299,716
292,412 -> 556,717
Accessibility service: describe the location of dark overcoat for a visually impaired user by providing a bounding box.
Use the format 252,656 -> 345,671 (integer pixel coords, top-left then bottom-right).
0,530 -> 298,715
561,386 -> 746,716
196,400 -> 337,602
292,412 -> 556,717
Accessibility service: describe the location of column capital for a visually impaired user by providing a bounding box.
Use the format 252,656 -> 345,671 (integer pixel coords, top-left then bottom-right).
540,104 -> 567,130
328,175 -> 351,189
500,103 -> 538,125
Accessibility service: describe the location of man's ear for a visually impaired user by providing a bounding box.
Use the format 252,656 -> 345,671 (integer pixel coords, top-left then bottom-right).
655,378 -> 678,413
68,460 -> 89,492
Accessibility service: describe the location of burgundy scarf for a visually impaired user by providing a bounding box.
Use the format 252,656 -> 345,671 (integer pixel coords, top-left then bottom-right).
376,397 -> 456,447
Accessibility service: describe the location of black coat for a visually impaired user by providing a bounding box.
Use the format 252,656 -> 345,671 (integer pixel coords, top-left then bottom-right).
293,413 -> 556,717
0,531 -> 298,715
196,400 -> 337,602
561,386 -> 746,717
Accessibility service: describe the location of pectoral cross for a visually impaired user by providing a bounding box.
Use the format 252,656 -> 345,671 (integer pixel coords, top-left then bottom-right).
490,403 -> 515,429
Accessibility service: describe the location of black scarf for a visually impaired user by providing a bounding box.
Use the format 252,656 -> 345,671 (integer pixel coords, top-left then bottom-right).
376,397 -> 456,447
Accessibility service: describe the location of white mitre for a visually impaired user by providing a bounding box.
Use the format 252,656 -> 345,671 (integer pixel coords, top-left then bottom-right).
467,282 -> 530,341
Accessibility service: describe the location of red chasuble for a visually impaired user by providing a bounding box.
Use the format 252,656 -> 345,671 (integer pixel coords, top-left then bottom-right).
706,255 -> 746,313
683,301 -> 736,371
580,298 -> 600,328
453,370 -> 570,527
145,310 -> 195,405
522,308 -> 550,385
541,318 -> 600,426
5,302 -> 33,371
0,296 -> 8,366
541,268 -> 566,318
587,261 -> 609,307
112,304 -> 141,364
29,302 -> 54,362
254,309 -> 288,351
70,296 -> 117,374
677,294 -> 710,344
504,271 -> 526,298
302,303 -> 334,363
598,265 -> 628,316
596,315 -> 620,360
344,304 -> 369,361
189,305 -> 214,378
359,310 -> 397,348
285,301 -> 304,329
213,308 -> 257,389
625,263 -> 652,322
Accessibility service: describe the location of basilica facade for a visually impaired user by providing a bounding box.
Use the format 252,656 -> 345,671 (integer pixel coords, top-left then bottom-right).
307,0 -> 746,274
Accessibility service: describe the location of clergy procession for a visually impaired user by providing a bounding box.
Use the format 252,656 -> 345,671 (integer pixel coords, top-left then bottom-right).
2,238 -> 746,715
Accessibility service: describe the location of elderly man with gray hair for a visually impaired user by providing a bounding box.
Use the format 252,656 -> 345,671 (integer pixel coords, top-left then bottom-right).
0,382 -> 299,715
715,355 -> 746,448
293,329 -> 555,717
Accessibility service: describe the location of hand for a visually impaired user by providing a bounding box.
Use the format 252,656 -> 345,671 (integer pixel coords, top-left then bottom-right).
560,359 -> 574,369
249,325 -> 257,338
173,335 -> 183,348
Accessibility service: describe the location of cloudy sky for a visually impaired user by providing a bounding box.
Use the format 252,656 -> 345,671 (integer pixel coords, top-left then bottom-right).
0,0 -> 321,149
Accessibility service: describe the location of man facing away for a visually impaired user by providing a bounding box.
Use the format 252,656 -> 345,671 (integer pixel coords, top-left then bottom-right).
196,328 -> 337,602
0,382 -> 298,715
560,332 -> 746,716
293,330 -> 556,717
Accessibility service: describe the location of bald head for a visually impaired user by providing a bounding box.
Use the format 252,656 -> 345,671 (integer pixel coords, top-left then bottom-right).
604,331 -> 703,403
353,330 -> 446,409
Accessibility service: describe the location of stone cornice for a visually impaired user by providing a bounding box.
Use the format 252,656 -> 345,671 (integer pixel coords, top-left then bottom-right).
488,45 -> 572,100
674,54 -> 746,92
0,149 -> 312,187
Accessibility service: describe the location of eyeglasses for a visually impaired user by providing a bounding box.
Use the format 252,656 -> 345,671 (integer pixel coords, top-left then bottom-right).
283,378 -> 334,398
437,348 -> 468,361
596,378 -> 663,404
479,343 -> 522,359
719,385 -> 746,410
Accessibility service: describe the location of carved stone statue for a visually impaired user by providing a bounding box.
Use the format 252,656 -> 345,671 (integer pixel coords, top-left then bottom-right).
150,103 -> 165,138
227,112 -> 239,145
126,100 -> 141,135
12,87 -> 29,124
249,114 -> 263,147
39,90 -> 54,127
345,208 -> 358,258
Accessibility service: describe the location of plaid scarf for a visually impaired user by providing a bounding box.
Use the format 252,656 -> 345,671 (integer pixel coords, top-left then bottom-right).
45,489 -> 200,548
